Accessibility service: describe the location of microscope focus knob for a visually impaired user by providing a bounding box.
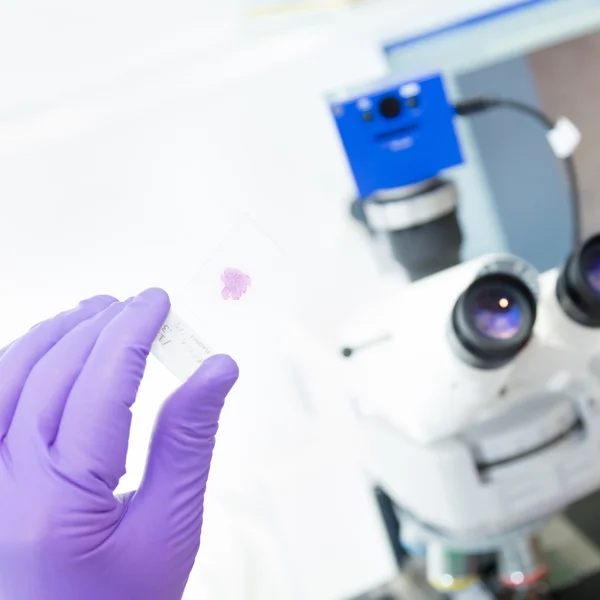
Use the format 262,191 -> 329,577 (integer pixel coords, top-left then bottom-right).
464,394 -> 579,468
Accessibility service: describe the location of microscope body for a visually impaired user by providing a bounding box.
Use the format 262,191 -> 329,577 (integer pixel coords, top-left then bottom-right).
343,246 -> 600,593
329,69 -> 599,595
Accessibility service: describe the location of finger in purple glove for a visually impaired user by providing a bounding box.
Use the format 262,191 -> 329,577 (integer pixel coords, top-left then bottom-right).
6,298 -> 130,449
134,354 -> 239,562
53,288 -> 171,490
0,295 -> 117,440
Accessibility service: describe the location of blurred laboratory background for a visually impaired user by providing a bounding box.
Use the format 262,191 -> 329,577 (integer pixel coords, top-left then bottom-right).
5,1 -> 600,599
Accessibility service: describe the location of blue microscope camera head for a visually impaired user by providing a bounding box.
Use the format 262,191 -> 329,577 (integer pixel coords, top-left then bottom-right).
328,73 -> 464,199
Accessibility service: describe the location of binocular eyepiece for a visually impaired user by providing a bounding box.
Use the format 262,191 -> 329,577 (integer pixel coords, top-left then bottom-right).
451,257 -> 539,369
557,234 -> 600,327
451,234 -> 600,369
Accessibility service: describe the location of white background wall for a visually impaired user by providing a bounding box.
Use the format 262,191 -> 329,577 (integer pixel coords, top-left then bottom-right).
0,2 -> 528,598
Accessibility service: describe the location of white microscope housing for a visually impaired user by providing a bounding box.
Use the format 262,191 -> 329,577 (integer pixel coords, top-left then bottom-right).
343,234 -> 600,593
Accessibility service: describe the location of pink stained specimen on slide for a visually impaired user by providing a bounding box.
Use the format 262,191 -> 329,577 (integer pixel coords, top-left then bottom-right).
221,268 -> 252,300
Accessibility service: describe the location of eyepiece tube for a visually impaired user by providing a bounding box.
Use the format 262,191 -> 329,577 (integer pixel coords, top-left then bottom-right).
451,258 -> 539,369
557,234 -> 600,327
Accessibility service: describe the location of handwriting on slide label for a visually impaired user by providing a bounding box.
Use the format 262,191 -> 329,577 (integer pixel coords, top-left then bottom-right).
152,312 -> 212,382
157,320 -> 210,358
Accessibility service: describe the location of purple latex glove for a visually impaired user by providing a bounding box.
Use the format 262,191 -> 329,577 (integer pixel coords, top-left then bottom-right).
0,290 -> 239,600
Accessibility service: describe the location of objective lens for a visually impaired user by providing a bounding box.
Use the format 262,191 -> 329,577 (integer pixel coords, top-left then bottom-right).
471,290 -> 523,341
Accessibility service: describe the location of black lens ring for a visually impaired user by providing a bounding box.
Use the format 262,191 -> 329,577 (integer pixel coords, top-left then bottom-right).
452,274 -> 536,365
379,96 -> 402,119
557,234 -> 600,327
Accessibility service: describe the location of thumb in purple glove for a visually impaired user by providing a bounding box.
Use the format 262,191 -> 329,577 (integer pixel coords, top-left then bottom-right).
0,290 -> 239,600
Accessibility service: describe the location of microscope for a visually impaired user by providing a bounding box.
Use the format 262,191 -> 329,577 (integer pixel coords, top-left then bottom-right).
329,73 -> 598,597
342,234 -> 600,597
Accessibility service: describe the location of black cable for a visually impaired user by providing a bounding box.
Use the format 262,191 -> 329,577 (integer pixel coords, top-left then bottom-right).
454,97 -> 582,246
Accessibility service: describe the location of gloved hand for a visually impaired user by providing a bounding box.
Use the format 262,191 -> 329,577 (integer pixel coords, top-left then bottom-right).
0,290 -> 239,600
